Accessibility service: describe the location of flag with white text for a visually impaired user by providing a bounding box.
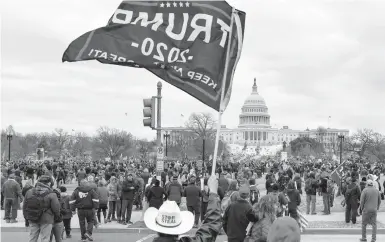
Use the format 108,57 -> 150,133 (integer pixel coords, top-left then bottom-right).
62,1 -> 246,111
331,160 -> 347,184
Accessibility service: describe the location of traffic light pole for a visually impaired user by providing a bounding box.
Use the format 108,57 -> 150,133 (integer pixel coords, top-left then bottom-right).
156,82 -> 163,183
157,82 -> 162,147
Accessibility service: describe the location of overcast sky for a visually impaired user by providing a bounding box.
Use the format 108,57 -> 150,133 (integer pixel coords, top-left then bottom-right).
1,0 -> 385,139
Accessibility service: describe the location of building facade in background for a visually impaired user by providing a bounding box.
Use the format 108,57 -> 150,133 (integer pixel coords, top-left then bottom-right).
162,79 -> 349,155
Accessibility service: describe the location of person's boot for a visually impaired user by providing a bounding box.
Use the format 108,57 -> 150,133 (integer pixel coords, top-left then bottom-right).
10,219 -> 18,223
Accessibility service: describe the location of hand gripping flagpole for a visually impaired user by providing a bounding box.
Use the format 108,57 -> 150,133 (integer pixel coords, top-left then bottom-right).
211,8 -> 235,177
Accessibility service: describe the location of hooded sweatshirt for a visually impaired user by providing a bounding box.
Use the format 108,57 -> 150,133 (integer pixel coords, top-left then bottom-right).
286,184 -> 301,211
69,182 -> 99,210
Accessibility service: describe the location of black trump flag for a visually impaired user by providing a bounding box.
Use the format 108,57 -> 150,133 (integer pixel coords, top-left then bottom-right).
63,1 -> 246,111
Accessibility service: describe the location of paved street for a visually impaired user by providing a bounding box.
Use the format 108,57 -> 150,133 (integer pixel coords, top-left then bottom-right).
1,231 -> 384,242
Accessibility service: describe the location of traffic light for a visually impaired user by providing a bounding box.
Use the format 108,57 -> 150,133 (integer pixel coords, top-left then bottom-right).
143,97 -> 156,129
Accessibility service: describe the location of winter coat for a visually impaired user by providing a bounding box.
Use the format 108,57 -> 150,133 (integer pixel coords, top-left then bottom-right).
184,184 -> 202,207
97,187 -> 109,205
70,182 -> 99,210
60,193 -> 72,219
345,183 -> 361,205
223,199 -> 255,242
360,186 -> 381,213
23,182 -> 60,225
147,185 -> 166,209
286,188 -> 301,211
2,179 -> 23,204
167,181 -> 183,204
107,182 -> 119,201
121,179 -> 136,200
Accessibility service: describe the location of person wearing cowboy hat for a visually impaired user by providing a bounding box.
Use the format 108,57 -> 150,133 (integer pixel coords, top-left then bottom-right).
144,175 -> 221,242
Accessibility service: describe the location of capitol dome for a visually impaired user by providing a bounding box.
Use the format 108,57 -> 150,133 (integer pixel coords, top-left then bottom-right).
238,78 -> 271,128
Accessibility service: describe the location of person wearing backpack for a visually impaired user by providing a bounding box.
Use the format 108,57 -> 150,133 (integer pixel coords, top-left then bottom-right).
166,175 -> 183,206
23,175 -> 60,242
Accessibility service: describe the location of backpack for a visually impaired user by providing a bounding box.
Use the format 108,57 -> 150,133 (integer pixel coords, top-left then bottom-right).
221,191 -> 235,213
305,179 -> 312,194
60,196 -> 71,216
23,188 -> 53,222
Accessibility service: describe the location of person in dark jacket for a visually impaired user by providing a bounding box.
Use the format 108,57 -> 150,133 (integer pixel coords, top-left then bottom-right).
147,180 -> 166,209
223,185 -> 258,242
320,176 -> 330,215
305,172 -> 318,215
59,186 -> 72,239
183,176 -> 202,227
50,188 -> 64,242
2,173 -> 23,223
167,175 -> 183,206
70,179 -> 99,242
76,168 -> 87,186
218,172 -> 230,193
344,177 -> 361,224
286,181 -> 301,225
121,173 -> 137,225
22,179 -> 34,227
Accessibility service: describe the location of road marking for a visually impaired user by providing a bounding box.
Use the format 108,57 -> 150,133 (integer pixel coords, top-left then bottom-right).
135,234 -> 156,242
131,42 -> 139,47
188,56 -> 193,60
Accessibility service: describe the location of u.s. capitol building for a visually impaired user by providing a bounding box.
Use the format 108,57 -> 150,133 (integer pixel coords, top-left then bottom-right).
163,79 -> 349,155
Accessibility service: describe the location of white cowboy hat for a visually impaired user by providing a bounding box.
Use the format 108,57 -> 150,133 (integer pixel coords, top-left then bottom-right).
144,200 -> 194,235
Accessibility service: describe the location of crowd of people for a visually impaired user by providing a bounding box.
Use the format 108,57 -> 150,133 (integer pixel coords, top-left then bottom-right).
1,155 -> 384,242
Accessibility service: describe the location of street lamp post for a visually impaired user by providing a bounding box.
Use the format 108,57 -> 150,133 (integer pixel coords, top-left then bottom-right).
6,132 -> 13,161
338,134 -> 345,164
163,132 -> 170,157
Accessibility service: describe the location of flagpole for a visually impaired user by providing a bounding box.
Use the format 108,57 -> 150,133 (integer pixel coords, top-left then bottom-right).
211,8 -> 235,177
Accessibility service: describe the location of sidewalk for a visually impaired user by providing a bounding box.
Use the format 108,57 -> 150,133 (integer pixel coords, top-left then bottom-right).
2,211 -> 384,234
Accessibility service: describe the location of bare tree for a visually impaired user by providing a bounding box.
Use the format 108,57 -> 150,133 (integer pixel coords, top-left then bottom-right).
367,132 -> 385,161
135,139 -> 156,162
174,134 -> 190,160
185,113 -> 216,161
69,132 -> 92,158
51,128 -> 69,158
344,129 -> 375,158
93,126 -> 133,160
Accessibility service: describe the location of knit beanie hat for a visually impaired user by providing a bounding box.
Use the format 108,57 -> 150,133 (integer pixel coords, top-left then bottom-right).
267,217 -> 301,242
